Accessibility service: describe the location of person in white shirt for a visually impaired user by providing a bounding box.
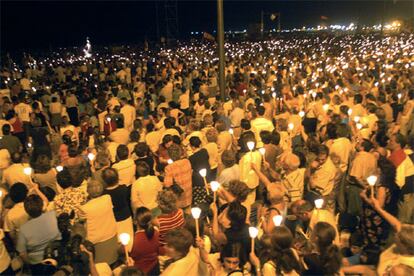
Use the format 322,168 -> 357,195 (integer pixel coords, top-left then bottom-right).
109,118 -> 130,145
179,88 -> 190,115
79,181 -> 119,265
111,145 -> 136,186
2,152 -> 32,189
14,94 -> 32,136
131,162 -> 162,216
3,183 -> 29,243
251,106 -> 274,147
120,98 -> 136,132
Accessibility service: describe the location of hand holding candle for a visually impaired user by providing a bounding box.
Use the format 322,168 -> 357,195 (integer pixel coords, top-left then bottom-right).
248,226 -> 259,253
367,175 -> 378,199
119,233 -> 131,264
191,207 -> 202,238
210,181 -> 220,203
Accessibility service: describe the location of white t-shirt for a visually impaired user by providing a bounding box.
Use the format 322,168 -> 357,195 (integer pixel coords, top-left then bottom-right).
14,103 -> 32,122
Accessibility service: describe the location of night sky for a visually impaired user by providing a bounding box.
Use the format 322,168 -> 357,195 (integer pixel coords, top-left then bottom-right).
1,0 -> 413,53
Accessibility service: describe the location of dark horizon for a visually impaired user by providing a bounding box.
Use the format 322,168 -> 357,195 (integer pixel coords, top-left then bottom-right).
1,0 -> 413,54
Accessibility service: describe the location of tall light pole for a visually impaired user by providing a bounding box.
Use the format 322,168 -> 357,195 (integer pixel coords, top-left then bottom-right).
217,0 -> 226,101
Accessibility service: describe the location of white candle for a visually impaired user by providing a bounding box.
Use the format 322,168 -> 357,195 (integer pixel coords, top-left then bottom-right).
191,207 -> 202,237
248,226 -> 259,253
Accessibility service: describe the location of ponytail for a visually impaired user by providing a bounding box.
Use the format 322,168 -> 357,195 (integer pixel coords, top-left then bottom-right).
144,223 -> 155,239
320,244 -> 341,275
135,207 -> 155,240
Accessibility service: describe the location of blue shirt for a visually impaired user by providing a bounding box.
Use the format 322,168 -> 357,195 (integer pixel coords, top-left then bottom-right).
17,211 -> 61,264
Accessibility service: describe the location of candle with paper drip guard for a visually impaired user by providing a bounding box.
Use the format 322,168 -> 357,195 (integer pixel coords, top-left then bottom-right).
272,215 -> 283,226
247,141 -> 255,163
191,207 -> 202,238
119,233 -> 131,264
299,110 -> 305,118
229,128 -> 234,135
210,181 -> 220,203
248,226 -> 259,253
199,169 -> 210,195
258,147 -> 266,157
87,153 -> 95,161
167,159 -> 173,165
354,116 -> 360,123
23,167 -> 33,176
56,165 -> 63,172
314,198 -> 324,215
367,175 -> 378,199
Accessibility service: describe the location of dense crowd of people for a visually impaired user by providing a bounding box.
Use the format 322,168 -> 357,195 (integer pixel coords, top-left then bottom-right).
0,32 -> 413,275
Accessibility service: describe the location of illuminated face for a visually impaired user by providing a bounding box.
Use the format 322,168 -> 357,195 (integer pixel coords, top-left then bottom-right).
316,153 -> 328,165
223,257 -> 240,272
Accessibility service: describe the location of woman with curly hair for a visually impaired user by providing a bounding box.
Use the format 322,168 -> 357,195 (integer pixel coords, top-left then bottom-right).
153,190 -> 185,246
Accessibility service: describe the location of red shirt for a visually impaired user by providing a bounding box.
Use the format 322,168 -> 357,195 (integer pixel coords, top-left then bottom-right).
130,230 -> 161,273
158,209 -> 185,245
10,118 -> 24,134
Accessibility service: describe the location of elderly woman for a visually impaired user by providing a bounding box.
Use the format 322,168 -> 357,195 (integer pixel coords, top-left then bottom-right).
217,150 -> 240,190
153,190 -> 185,246
79,180 -> 119,265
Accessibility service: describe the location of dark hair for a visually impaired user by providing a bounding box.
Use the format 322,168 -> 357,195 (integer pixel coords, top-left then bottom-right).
227,180 -> 250,202
312,222 -> 342,275
62,134 -> 72,145
268,226 -> 302,274
9,182 -> 28,203
40,186 -> 56,202
34,155 -> 51,173
162,134 -> 173,146
24,194 -> 43,218
120,267 -> 144,276
116,144 -> 129,160
227,201 -> 247,230
260,131 -> 272,145
221,150 -> 236,168
317,144 -> 330,156
394,133 -> 407,148
134,142 -> 149,158
11,152 -> 23,164
361,139 -> 374,152
57,168 -> 73,189
136,161 -> 150,177
241,119 -> 251,130
219,242 -> 247,268
165,228 -> 194,257
257,106 -> 265,116
135,207 -> 155,239
189,136 -> 202,148
2,124 -> 11,135
271,131 -> 281,145
354,94 -> 363,104
68,145 -> 79,158
164,117 -> 176,129
129,131 -> 140,143
102,168 -> 119,187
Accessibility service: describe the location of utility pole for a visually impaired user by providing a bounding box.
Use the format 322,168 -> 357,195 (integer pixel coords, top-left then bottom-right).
217,0 -> 226,101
